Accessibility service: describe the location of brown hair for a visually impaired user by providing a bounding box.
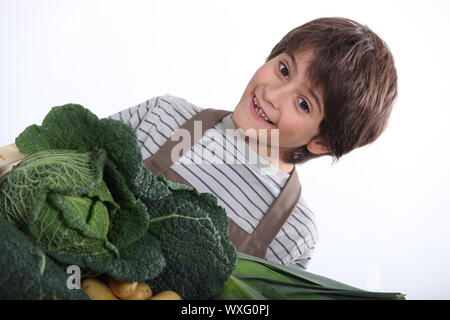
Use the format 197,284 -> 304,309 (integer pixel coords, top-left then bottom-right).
265,17 -> 398,164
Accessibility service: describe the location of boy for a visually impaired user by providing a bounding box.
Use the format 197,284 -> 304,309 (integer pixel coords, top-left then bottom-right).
109,17 -> 398,270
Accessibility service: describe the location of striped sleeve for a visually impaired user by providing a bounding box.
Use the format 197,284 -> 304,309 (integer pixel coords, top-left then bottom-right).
291,247 -> 315,270
264,194 -> 319,270
108,96 -> 160,131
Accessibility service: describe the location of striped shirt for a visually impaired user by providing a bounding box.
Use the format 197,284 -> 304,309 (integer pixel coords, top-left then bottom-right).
108,94 -> 319,269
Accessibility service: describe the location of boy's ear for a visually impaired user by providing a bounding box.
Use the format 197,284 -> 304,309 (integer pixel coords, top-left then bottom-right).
306,139 -> 331,155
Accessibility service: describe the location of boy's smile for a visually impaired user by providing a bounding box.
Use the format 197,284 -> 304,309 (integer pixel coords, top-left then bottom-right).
231,49 -> 330,173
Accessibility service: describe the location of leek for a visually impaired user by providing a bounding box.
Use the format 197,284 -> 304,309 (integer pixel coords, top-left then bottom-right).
214,252 -> 406,300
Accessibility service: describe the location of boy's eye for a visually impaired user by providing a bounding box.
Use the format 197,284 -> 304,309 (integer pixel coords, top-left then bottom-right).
279,62 -> 311,113
298,98 -> 310,113
279,62 -> 289,77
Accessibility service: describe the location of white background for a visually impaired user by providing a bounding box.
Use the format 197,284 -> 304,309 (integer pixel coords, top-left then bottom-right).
1,0 -> 450,300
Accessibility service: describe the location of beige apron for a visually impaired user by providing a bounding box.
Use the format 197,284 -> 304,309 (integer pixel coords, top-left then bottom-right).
143,108 -> 301,259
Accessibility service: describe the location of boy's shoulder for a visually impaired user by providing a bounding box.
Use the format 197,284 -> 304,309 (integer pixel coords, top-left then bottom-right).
156,94 -> 203,115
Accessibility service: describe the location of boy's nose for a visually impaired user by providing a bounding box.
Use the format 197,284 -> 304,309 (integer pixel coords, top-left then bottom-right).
262,86 -> 291,111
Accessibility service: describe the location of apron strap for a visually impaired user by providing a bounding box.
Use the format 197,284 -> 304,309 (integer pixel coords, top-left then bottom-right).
252,166 -> 301,248
144,108 -> 231,175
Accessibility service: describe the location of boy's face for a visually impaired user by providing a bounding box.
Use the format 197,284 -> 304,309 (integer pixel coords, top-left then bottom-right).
231,49 -> 330,159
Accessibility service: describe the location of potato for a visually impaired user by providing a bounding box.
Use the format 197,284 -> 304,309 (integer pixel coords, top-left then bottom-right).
149,290 -> 182,300
107,276 -> 139,299
123,282 -> 153,300
81,278 -> 119,300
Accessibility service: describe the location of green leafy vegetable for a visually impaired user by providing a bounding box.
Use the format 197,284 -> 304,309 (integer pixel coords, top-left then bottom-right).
0,103 -> 237,299
0,149 -> 119,258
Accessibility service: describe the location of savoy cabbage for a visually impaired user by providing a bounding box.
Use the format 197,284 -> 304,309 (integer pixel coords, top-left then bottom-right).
0,104 -> 236,300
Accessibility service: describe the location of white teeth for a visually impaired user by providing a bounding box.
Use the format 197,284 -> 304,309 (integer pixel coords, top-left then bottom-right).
253,97 -> 271,123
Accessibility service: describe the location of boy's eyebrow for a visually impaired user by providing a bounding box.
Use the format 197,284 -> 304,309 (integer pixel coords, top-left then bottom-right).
286,52 -> 323,115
